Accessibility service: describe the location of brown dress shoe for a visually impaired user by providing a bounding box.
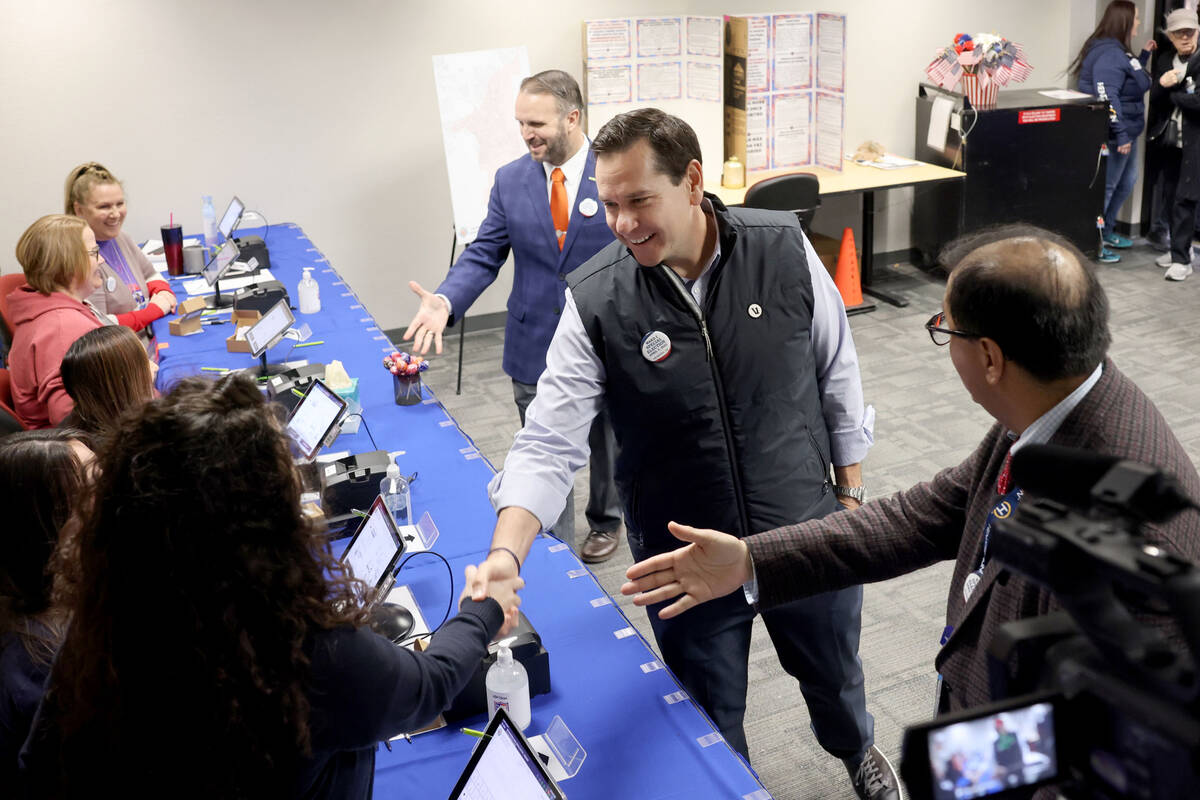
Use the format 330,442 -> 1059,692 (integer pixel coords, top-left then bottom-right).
580,530 -> 619,563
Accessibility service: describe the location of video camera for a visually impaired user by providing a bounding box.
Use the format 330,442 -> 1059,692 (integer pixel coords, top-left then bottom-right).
900,444 -> 1200,800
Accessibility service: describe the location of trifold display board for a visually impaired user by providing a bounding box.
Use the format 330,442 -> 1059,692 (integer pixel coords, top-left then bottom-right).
582,16 -> 726,173
583,13 -> 847,177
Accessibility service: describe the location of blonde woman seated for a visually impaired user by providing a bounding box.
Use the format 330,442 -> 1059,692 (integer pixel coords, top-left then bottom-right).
65,162 -> 176,356
8,215 -> 112,428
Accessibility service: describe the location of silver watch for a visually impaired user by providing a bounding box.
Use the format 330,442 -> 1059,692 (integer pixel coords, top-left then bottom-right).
833,485 -> 866,503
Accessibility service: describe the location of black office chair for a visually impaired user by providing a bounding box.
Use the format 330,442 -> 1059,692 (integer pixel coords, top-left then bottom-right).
742,172 -> 821,234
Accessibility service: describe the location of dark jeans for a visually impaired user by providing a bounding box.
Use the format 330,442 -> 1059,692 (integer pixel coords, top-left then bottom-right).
629,537 -> 874,763
1103,139 -> 1140,239
512,379 -> 621,551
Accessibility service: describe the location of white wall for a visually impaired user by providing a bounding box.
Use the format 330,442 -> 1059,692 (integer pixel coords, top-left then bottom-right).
2,1 -> 1090,330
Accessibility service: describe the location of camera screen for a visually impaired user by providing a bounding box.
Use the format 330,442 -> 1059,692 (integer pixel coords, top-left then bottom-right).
927,701 -> 1057,798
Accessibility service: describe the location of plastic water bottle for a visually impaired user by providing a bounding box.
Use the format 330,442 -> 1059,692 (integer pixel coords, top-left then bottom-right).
486,645 -> 530,731
298,267 -> 321,314
380,463 -> 410,527
201,195 -> 219,255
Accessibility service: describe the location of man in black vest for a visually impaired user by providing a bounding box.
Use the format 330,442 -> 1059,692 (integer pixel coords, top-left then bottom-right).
470,109 -> 896,800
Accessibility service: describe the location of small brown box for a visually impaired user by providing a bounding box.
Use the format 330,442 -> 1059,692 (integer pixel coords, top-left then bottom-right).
167,297 -> 208,336
225,309 -> 263,353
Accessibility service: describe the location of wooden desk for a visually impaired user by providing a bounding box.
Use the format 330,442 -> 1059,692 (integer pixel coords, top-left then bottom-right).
709,161 -> 966,308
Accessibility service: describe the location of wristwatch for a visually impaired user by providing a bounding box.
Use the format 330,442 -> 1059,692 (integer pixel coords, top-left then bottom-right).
833,484 -> 866,503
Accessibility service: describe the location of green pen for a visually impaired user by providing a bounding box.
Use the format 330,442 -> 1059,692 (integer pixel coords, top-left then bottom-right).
200,367 -> 229,373
460,728 -> 489,739
294,340 -> 325,348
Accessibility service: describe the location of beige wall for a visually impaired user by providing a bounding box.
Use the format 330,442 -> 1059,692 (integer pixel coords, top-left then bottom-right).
2,1 -> 1099,330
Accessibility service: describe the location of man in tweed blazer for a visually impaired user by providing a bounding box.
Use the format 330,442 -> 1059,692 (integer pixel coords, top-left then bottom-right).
622,224 -> 1200,716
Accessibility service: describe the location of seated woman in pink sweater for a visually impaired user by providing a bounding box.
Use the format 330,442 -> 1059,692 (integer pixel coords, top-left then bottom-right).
65,162 -> 176,357
8,215 -> 113,428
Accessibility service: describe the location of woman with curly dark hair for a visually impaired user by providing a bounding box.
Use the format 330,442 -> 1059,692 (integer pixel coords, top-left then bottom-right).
0,430 -> 91,784
20,374 -> 522,798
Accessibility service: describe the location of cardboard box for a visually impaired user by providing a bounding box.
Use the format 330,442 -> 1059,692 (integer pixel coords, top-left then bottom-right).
225,308 -> 262,354
167,297 -> 207,336
809,231 -> 840,278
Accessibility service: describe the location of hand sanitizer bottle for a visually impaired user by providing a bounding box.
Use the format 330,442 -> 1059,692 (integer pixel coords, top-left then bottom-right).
486,645 -> 530,731
380,463 -> 410,527
298,267 -> 321,314
202,195 -> 219,256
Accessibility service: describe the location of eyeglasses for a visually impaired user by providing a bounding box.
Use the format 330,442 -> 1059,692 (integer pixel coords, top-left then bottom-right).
87,247 -> 102,261
1169,29 -> 1198,40
925,311 -> 980,346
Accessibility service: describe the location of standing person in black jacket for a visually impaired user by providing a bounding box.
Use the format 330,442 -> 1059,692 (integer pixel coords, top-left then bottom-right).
1147,10 -> 1199,262
1073,0 -> 1155,264
19,375 -> 523,799
1158,8 -> 1200,282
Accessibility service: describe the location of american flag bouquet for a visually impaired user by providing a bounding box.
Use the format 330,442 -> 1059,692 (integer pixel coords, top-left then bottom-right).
926,33 -> 1033,108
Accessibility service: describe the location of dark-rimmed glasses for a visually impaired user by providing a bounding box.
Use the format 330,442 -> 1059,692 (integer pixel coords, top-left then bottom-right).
925,311 -> 980,346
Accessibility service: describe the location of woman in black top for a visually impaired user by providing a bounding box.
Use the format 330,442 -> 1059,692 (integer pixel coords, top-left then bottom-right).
21,375 -> 522,798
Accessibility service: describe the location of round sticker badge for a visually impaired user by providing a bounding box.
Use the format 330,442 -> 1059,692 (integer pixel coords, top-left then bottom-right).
963,571 -> 981,602
748,303 -> 762,319
106,276 -> 117,292
579,198 -> 599,218
640,330 -> 671,362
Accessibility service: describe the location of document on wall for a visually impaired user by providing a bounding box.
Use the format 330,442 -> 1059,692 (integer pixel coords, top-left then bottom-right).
816,13 -> 846,92
746,94 -> 770,171
637,17 -> 681,57
588,65 -> 633,104
772,92 -> 813,167
432,46 -> 531,243
688,61 -> 721,102
586,19 -> 632,59
745,15 -> 771,92
638,61 -> 683,101
773,14 -> 813,90
926,95 -> 955,151
686,16 -> 722,58
815,92 -> 844,170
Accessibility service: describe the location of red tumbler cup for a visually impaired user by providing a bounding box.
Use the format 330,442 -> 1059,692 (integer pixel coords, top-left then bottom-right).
161,224 -> 184,276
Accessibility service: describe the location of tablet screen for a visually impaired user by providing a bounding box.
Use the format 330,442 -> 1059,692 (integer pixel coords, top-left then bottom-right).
219,195 -> 246,239
244,299 -> 294,357
340,495 -> 404,591
449,708 -> 565,800
285,379 -> 346,460
202,239 -> 240,286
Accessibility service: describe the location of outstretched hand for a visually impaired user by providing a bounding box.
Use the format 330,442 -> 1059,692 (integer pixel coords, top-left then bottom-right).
401,280 -> 449,355
620,521 -> 752,619
462,563 -> 524,636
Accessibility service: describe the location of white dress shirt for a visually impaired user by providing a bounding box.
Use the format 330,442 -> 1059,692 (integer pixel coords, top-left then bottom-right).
489,201 -> 876,530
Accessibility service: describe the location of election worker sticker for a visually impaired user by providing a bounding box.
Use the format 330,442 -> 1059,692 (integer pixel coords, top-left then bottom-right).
579,197 -> 599,218
106,276 -> 117,292
640,330 -> 671,362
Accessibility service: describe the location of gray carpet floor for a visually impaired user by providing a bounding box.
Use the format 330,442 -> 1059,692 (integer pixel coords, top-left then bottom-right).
404,241 -> 1200,799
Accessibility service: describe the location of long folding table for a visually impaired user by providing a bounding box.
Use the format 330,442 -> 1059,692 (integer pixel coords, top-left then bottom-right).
151,223 -> 771,800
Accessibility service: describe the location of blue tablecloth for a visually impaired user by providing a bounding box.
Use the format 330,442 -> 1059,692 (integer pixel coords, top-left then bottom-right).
152,223 -> 770,799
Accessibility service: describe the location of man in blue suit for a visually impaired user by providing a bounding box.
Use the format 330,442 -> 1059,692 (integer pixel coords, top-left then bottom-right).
403,70 -> 622,562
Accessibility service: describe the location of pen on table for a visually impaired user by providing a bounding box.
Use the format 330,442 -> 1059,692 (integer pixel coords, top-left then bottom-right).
199,367 -> 229,373
294,340 -> 324,348
460,728 -> 490,739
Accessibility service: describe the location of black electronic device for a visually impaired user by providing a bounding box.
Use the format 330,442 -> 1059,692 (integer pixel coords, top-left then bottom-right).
447,708 -> 566,800
320,449 -> 394,516
231,234 -> 271,272
285,378 -> 347,462
201,238 -> 241,309
233,279 -> 289,318
339,495 -> 413,643
443,611 -> 551,723
266,364 -> 327,413
900,446 -> 1200,800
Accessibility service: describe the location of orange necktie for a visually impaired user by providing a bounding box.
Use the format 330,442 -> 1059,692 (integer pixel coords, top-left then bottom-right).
551,167 -> 568,251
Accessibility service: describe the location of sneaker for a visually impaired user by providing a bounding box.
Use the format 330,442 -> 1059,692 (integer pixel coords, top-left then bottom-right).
1147,230 -> 1171,252
1103,232 -> 1133,248
845,745 -> 901,800
1156,251 -> 1174,268
1165,262 -> 1194,281
1097,247 -> 1121,264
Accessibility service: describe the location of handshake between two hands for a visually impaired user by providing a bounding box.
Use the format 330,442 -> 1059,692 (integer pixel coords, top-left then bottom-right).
457,521 -> 755,632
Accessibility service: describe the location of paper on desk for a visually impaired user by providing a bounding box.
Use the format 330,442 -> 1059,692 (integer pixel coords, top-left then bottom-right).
182,269 -> 275,296
849,154 -> 919,170
927,95 -> 954,151
1039,89 -> 1090,100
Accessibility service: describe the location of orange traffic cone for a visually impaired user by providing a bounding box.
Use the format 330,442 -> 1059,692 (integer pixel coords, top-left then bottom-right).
835,227 -> 864,308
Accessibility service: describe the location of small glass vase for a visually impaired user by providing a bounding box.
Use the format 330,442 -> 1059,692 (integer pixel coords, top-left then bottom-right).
393,373 -> 423,406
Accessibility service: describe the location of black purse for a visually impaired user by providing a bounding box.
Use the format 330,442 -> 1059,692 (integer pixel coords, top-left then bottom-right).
1150,114 -> 1181,148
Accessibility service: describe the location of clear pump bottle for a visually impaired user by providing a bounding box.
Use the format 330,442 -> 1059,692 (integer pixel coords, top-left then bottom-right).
380,463 -> 410,527
486,645 -> 530,730
298,267 -> 321,314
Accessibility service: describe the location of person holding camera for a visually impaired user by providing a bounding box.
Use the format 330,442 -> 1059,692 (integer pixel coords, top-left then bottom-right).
621,224 -> 1200,718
